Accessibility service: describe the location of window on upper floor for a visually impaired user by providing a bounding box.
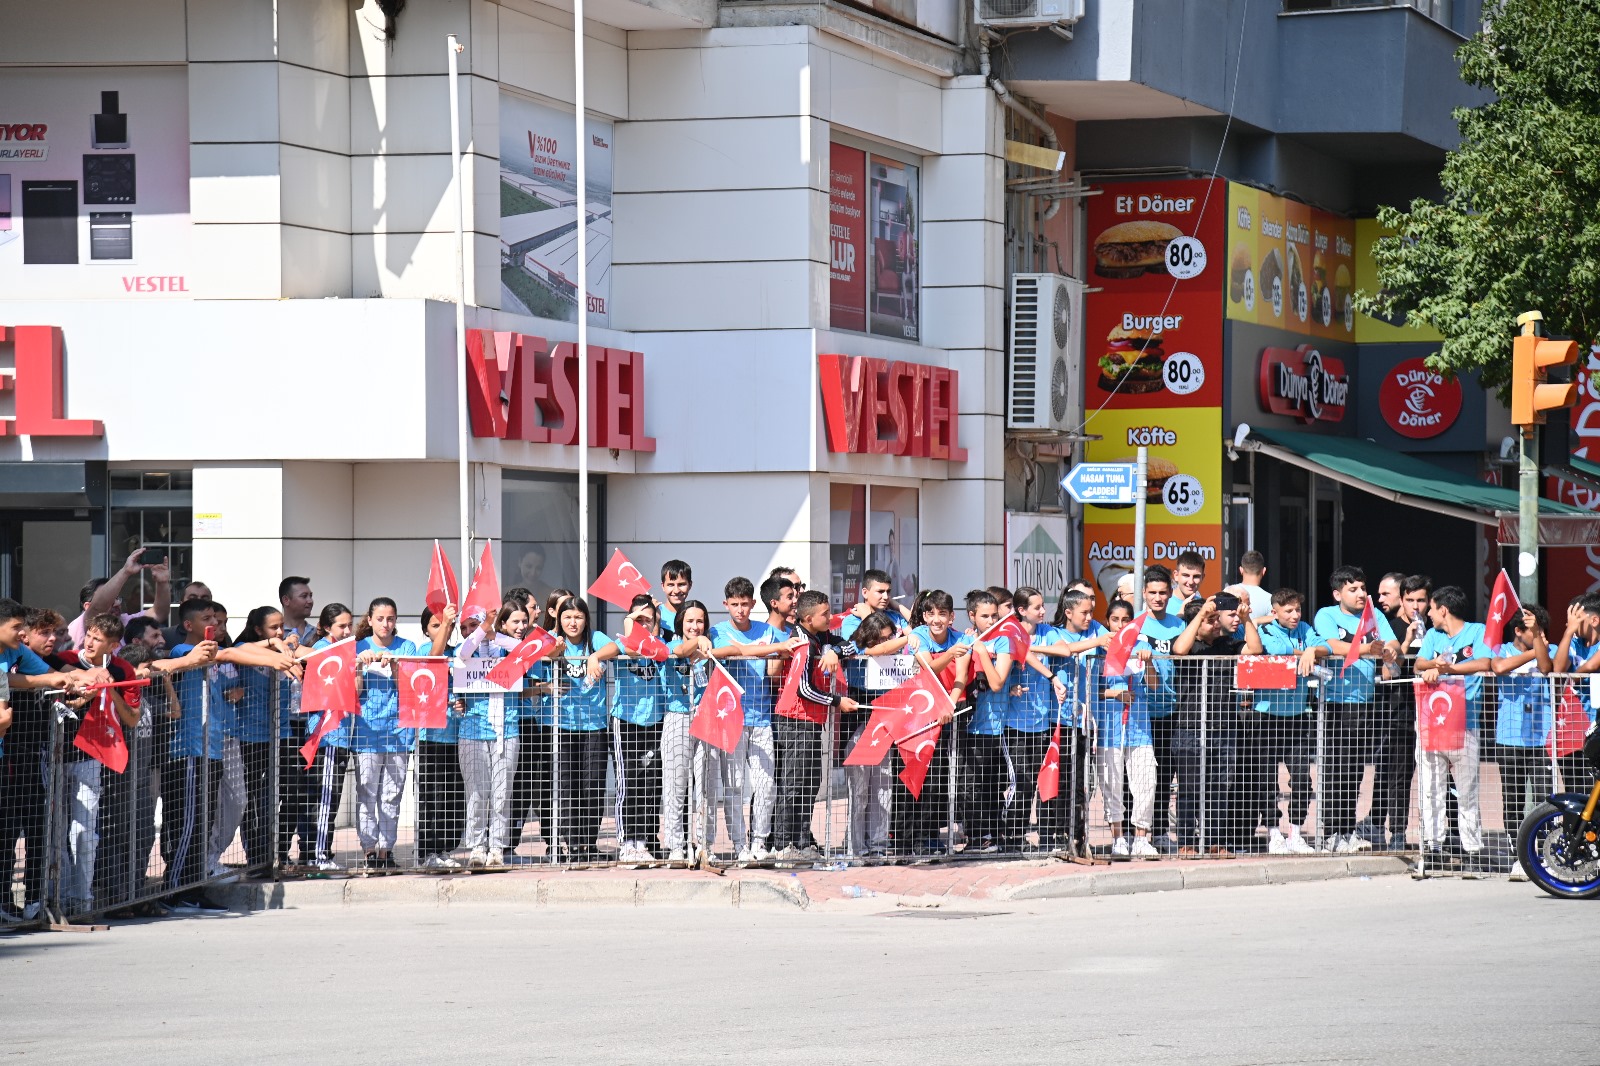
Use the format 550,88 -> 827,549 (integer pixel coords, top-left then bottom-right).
829,140 -> 921,343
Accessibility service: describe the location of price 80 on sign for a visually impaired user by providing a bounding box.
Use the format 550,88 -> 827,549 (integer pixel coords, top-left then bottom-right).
1165,236 -> 1207,281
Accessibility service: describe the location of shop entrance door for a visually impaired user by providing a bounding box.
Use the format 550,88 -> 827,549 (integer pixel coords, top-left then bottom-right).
0,513 -> 94,619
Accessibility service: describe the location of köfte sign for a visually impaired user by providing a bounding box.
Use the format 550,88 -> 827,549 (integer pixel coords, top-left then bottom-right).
1258,344 -> 1349,424
465,329 -> 655,451
817,354 -> 966,460
0,325 -> 104,438
1378,358 -> 1462,439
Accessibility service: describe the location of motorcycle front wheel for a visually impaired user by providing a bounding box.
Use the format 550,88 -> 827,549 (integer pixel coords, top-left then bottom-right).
1517,802 -> 1600,900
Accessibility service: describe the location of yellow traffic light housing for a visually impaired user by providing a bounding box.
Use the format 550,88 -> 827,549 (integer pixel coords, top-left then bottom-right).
1512,313 -> 1579,427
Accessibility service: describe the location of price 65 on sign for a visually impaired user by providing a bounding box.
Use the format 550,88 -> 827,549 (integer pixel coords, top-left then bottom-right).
1163,474 -> 1204,518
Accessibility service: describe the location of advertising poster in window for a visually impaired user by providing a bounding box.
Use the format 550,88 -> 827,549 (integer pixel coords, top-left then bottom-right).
498,91 -> 613,327
0,67 -> 190,298
829,143 -> 868,333
868,157 -> 919,341
1226,183 -> 1358,343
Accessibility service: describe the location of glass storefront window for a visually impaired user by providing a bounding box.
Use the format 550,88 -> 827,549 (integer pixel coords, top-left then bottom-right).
502,471 -> 602,618
109,470 -> 193,621
829,141 -> 921,341
830,483 -> 919,610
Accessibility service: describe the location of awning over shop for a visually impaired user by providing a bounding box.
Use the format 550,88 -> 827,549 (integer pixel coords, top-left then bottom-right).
1553,454 -> 1600,492
1237,428 -> 1591,534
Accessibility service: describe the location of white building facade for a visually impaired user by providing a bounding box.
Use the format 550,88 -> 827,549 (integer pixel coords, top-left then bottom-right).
0,0 -> 1010,624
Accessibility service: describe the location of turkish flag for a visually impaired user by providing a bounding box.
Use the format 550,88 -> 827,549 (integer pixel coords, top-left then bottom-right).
689,663 -> 744,753
620,623 -> 670,663
299,637 -> 360,768
979,612 -> 1030,657
1234,656 -> 1299,691
425,540 -> 460,615
1484,568 -> 1522,645
1414,679 -> 1467,752
1036,722 -> 1062,803
896,727 -> 941,800
844,708 -> 899,766
486,626 -> 559,689
829,611 -> 852,631
74,687 -> 130,774
775,643 -> 810,719
397,660 -> 450,729
588,548 -> 651,610
1552,683 -> 1590,758
883,664 -> 952,744
462,540 -> 502,622
1104,613 -> 1149,677
1343,597 -> 1381,670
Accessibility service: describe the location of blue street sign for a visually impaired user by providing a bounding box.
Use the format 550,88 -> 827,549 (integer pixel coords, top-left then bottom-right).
1061,462 -> 1138,505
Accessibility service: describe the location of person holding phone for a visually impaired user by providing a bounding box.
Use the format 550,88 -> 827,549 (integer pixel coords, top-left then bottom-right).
68,545 -> 172,650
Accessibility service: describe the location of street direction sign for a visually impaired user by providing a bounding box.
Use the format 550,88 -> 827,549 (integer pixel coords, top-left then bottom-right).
1061,462 -> 1138,505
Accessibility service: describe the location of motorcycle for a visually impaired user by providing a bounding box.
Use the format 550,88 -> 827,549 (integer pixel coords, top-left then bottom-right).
1517,774 -> 1600,899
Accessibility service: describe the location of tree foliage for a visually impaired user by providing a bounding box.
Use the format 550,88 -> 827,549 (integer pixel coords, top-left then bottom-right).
1361,0 -> 1600,392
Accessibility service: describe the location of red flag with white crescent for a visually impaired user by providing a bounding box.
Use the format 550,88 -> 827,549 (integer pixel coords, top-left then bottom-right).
689,663 -> 744,753
462,540 -> 502,623
1104,612 -> 1149,677
425,539 -> 460,615
978,612 -> 1030,657
1414,679 -> 1467,752
896,727 -> 941,800
620,623 -> 671,663
1343,596 -> 1380,670
397,660 -> 450,729
485,626 -> 559,689
1484,568 -> 1522,646
74,686 -> 131,774
1036,722 -> 1063,803
1552,683 -> 1589,758
588,548 -> 652,610
299,637 -> 359,768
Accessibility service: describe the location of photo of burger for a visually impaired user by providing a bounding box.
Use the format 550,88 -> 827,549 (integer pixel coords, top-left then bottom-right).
1229,245 -> 1252,307
1093,220 -> 1183,279
1097,324 -> 1166,395
1095,455 -> 1178,509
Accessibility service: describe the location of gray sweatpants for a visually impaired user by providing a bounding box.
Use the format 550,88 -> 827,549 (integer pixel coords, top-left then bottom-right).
460,738 -> 520,851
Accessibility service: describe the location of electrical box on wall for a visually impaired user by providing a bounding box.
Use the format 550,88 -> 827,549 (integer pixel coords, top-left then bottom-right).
1007,272 -> 1083,435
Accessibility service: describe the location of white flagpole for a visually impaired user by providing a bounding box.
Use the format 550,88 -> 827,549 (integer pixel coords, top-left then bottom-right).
448,34 -> 473,593
574,0 -> 591,602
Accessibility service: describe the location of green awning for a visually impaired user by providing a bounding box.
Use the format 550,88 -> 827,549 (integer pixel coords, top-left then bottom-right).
1241,427 -> 1590,525
1574,455 -> 1600,484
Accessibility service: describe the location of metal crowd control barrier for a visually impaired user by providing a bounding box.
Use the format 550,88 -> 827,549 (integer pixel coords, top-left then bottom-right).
16,648 -> 1594,927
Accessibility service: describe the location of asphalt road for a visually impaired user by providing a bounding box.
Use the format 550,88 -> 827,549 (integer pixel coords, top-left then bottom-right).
4,878 -> 1590,1065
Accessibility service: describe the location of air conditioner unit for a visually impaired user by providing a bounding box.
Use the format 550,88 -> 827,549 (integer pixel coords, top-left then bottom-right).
977,0 -> 1085,31
1007,272 -> 1083,435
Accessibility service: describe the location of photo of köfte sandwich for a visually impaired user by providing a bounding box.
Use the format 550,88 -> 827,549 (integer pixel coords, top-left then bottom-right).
1096,325 -> 1166,394
1229,245 -> 1251,303
1093,220 -> 1182,279
1095,456 -> 1178,509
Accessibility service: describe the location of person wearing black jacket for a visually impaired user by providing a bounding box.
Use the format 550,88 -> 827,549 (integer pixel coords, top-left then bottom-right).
1171,593 -> 1262,857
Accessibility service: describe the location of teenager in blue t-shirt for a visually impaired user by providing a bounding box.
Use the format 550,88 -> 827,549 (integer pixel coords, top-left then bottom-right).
1003,587 -> 1067,850
351,597 -> 418,869
963,589 -> 1014,852
1250,588 -> 1327,855
612,595 -> 667,863
551,595 -> 618,862
1413,585 -> 1493,863
711,576 -> 784,858
1133,565 -> 1186,851
1492,606 -> 1556,840
415,604 -> 465,869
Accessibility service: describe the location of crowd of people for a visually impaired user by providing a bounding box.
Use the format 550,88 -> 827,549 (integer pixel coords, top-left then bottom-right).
3,545 -> 1599,922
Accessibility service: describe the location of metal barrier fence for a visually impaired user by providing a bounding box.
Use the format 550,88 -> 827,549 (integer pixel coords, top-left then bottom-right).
8,650 -> 1596,924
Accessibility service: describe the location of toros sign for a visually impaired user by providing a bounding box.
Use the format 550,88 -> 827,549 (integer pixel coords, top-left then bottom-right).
1378,358 -> 1462,439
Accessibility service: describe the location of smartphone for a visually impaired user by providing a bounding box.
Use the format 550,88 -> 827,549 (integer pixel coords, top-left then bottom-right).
138,547 -> 164,566
204,625 -> 216,642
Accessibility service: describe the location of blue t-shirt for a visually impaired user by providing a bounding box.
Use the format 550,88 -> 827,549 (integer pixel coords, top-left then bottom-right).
1313,606 -> 1398,705
553,633 -> 615,731
1051,621 -> 1108,721
1088,658 -> 1152,748
967,635 -> 1015,736
1496,642 -> 1559,747
236,663 -> 281,743
1008,626 -> 1063,733
838,612 -> 905,692
0,645 -> 50,758
167,645 -> 233,760
662,641 -> 707,716
1417,622 -> 1493,725
1134,612 -> 1186,718
711,620 -> 776,728
612,651 -> 666,727
1255,620 -> 1328,717
1567,635 -> 1597,672
349,637 -> 418,753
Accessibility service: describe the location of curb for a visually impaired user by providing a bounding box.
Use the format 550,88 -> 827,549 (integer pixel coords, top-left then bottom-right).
211,855 -> 1408,913
997,855 -> 1410,901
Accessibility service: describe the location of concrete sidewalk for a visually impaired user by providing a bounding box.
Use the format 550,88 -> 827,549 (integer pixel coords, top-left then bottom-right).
214,853 -> 1412,912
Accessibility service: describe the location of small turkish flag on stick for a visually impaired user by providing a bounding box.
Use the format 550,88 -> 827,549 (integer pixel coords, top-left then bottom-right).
620,623 -> 671,663
1103,612 -> 1149,678
1552,683 -> 1589,758
689,663 -> 744,753
299,637 -> 360,768
1484,568 -> 1522,646
588,549 -> 652,610
486,627 -> 560,690
425,540 -> 460,615
1414,679 -> 1467,752
896,728 -> 941,800
1036,722 -> 1063,803
462,540 -> 502,622
1343,596 -> 1381,670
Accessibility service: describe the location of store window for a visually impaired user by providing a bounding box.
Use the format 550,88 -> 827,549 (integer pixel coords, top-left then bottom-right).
501,471 -> 603,615
830,483 -> 919,609
829,141 -> 920,341
109,470 -> 193,621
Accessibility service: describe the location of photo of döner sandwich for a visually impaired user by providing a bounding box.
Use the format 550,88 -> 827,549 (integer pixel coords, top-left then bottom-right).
1259,248 -> 1284,316
1093,221 -> 1182,279
1096,324 -> 1166,394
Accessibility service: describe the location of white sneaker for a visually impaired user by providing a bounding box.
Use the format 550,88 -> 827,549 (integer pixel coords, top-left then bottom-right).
1130,837 -> 1159,859
1285,826 -> 1316,854
1111,836 -> 1131,857
751,843 -> 772,861
1509,860 -> 1528,882
311,858 -> 341,872
1334,834 -> 1364,855
422,853 -> 461,869
468,847 -> 489,867
1268,828 -> 1291,855
486,847 -> 505,866
1320,833 -> 1343,853
1346,833 -> 1372,852
735,847 -> 755,862
668,847 -> 687,862
634,844 -> 656,862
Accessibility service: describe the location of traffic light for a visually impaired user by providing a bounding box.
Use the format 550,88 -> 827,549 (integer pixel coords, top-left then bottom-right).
1511,313 -> 1579,426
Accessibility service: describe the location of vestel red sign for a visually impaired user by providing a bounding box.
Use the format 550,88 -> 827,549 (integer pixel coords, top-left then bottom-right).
817,354 -> 965,459
0,325 -> 104,438
465,329 -> 655,451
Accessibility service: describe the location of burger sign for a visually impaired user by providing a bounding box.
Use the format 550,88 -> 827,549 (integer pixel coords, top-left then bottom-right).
1378,358 -> 1462,439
